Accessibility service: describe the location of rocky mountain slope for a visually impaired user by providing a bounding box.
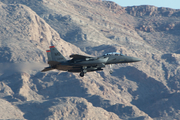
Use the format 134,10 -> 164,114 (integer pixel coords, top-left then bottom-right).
0,0 -> 180,120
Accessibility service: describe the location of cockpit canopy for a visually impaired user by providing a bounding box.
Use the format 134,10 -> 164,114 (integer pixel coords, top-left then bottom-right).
103,52 -> 125,56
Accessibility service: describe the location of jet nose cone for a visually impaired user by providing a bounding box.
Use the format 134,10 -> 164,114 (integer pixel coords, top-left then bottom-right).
131,57 -> 142,62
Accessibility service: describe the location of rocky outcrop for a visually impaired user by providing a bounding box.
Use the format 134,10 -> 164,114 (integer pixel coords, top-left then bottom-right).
126,5 -> 180,17
102,1 -> 126,14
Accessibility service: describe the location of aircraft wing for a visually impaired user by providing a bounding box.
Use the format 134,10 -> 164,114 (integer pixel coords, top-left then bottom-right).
69,54 -> 94,60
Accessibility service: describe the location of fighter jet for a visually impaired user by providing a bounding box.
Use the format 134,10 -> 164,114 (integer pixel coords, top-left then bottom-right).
41,46 -> 142,77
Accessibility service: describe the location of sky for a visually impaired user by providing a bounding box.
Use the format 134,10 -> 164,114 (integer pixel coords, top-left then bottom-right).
110,0 -> 180,9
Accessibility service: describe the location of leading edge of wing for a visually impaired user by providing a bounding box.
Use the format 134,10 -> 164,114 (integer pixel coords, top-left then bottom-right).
69,54 -> 94,59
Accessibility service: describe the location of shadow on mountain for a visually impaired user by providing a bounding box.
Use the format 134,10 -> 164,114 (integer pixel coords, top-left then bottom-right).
0,0 -> 48,15
86,95 -> 147,119
0,47 -> 13,63
17,99 -> 60,120
43,13 -> 84,43
161,54 -> 177,64
111,66 -> 172,118
30,72 -> 88,98
144,92 -> 180,118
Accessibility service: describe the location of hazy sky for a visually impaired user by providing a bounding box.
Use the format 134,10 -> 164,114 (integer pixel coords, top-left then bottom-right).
111,0 -> 180,9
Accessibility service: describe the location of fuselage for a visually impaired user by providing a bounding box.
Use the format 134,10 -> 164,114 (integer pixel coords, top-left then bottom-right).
53,52 -> 141,72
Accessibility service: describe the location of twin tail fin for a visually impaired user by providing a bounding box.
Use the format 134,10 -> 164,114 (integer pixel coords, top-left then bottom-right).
45,46 -> 66,67
41,46 -> 66,72
49,46 -> 66,62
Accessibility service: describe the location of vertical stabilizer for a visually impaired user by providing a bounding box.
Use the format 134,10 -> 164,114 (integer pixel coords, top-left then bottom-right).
46,50 -> 52,61
49,46 -> 66,62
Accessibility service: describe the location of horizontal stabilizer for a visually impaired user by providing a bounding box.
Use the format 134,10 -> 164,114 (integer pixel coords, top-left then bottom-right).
41,67 -> 54,72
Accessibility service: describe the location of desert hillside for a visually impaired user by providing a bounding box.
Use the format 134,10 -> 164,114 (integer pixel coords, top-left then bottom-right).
0,0 -> 180,120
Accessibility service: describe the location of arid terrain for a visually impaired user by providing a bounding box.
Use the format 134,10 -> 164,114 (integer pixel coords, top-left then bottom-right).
0,0 -> 180,120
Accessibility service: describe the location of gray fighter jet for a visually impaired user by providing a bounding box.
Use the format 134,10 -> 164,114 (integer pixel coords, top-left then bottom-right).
41,46 -> 142,77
